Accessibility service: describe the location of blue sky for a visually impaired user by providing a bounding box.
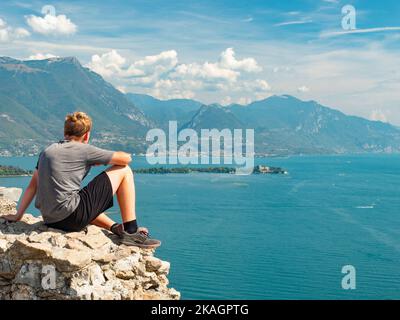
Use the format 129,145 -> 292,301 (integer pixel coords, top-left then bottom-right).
1,0 -> 400,124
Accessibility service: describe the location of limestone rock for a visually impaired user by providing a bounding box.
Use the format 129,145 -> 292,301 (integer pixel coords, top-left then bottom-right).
0,187 -> 22,202
0,192 -> 180,300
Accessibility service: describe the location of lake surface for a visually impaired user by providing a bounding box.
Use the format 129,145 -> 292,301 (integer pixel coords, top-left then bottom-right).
1,154 -> 400,299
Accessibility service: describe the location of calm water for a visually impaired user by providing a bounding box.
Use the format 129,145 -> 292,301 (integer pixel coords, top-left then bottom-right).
1,154 -> 400,299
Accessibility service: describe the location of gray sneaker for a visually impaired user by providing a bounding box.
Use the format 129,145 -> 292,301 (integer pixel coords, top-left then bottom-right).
120,231 -> 161,248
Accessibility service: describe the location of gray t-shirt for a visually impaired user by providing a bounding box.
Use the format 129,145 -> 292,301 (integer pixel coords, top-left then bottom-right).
35,140 -> 114,223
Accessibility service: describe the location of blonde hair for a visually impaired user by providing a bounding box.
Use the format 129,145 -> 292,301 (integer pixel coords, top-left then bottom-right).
64,111 -> 92,137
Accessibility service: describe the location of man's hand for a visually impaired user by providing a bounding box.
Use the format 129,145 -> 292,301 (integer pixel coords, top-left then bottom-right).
138,226 -> 149,236
1,214 -> 22,222
110,152 -> 132,166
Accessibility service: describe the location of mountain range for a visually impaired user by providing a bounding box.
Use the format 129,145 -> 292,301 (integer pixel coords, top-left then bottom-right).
128,94 -> 400,155
0,56 -> 151,155
1,56 -> 400,156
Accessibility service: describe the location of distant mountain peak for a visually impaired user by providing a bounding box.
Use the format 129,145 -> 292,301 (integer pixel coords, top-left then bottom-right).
0,55 -> 152,155
268,94 -> 301,101
207,103 -> 224,109
0,57 -> 20,64
47,56 -> 80,64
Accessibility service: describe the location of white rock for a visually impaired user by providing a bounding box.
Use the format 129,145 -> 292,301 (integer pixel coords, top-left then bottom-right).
0,187 -> 23,202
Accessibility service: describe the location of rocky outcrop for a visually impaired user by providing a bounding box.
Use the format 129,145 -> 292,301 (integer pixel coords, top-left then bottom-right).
0,187 -> 22,202
0,189 -> 180,300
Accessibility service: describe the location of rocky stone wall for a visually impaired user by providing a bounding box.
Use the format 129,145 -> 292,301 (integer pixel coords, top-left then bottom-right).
0,188 -> 180,300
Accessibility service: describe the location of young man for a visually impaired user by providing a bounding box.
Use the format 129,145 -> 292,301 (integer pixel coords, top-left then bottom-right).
3,112 -> 160,248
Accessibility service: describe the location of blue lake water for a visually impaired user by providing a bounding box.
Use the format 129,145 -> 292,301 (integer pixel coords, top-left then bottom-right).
1,154 -> 400,299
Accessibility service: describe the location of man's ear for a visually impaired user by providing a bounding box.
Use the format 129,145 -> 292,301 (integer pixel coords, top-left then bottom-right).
83,131 -> 90,143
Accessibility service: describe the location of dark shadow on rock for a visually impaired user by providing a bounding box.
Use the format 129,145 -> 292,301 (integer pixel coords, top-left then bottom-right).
100,229 -> 122,245
1,217 -> 119,244
0,218 -> 63,236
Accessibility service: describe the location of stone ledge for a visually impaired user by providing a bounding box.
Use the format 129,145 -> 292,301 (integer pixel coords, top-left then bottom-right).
0,197 -> 180,300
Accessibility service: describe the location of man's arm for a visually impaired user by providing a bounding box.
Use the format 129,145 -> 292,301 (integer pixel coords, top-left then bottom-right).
3,170 -> 38,222
86,145 -> 131,167
109,151 -> 132,166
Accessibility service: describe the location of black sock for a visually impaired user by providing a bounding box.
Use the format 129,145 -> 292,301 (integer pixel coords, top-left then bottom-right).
123,220 -> 138,234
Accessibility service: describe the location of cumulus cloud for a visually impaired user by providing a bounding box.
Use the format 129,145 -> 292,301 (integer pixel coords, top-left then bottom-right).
297,85 -> 310,93
87,50 -> 126,78
26,13 -> 77,35
87,50 -> 178,80
237,97 -> 253,105
0,18 -> 30,42
246,79 -> 271,92
220,96 -> 232,106
87,48 -> 269,101
273,66 -> 292,73
26,53 -> 59,60
14,27 -> 31,38
219,48 -> 262,72
171,48 -> 261,83
370,109 -> 388,122
152,79 -> 196,100
172,61 -> 239,82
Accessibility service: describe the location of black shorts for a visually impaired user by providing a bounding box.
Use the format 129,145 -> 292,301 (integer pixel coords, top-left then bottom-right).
47,171 -> 114,232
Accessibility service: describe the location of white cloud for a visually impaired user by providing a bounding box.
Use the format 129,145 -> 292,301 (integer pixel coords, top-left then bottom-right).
26,53 -> 59,60
370,109 -> 388,122
116,86 -> 127,94
237,97 -> 253,105
273,66 -> 291,73
0,29 -> 8,42
219,48 -> 262,72
87,50 -> 126,78
13,27 -> 31,38
242,17 -> 253,23
274,20 -> 313,27
168,48 -> 262,87
87,48 -> 268,101
0,18 -> 7,29
26,13 -> 77,35
297,85 -> 310,93
87,50 -> 178,80
124,50 -> 178,78
172,61 -> 239,82
249,79 -> 271,91
320,27 -> 400,38
220,96 -> 232,106
0,18 -> 30,42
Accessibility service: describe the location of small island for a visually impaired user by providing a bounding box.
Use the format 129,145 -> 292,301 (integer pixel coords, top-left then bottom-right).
0,165 -> 33,177
0,164 -> 287,177
133,165 -> 287,175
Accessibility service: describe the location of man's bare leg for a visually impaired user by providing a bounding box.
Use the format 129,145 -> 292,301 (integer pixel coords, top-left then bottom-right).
90,165 -> 159,248
105,165 -> 136,222
89,165 -> 134,230
90,165 -> 148,234
91,213 -> 115,230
